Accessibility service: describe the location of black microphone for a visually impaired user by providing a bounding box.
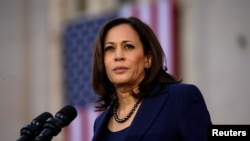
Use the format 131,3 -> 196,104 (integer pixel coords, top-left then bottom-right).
35,105 -> 77,141
17,112 -> 53,141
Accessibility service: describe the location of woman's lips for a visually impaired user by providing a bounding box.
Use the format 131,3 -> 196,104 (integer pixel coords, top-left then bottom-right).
113,66 -> 128,73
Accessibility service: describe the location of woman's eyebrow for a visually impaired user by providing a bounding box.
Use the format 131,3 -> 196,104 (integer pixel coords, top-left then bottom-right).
104,42 -> 114,46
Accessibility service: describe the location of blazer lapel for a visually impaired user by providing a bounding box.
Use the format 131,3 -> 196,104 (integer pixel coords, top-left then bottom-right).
125,84 -> 169,141
92,108 -> 111,141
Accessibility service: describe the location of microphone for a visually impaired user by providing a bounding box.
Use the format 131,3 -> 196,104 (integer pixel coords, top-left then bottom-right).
35,105 -> 77,141
17,112 -> 53,141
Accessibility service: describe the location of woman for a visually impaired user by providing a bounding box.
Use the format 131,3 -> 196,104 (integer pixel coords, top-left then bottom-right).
91,16 -> 212,141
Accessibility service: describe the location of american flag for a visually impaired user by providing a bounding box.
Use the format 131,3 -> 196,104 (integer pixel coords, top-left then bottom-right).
63,0 -> 178,141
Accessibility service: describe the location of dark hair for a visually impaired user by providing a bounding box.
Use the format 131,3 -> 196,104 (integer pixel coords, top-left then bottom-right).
92,16 -> 179,111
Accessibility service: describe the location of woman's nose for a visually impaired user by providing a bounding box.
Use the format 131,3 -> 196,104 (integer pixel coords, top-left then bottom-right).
114,48 -> 125,61
115,56 -> 125,61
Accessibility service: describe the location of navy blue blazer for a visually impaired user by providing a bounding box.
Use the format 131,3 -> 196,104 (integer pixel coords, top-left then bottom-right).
92,83 -> 212,141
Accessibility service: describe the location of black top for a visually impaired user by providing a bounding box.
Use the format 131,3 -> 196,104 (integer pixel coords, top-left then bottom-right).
102,126 -> 130,141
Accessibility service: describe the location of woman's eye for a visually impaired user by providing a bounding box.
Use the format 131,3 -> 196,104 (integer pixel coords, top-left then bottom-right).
124,44 -> 134,49
104,46 -> 114,51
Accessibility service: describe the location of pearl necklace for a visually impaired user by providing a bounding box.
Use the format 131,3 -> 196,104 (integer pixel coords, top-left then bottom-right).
113,100 -> 141,123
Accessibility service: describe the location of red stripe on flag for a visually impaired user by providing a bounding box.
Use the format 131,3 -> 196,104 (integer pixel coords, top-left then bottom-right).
64,124 -> 70,141
132,4 -> 139,17
150,2 -> 158,38
81,107 -> 90,141
170,0 -> 179,78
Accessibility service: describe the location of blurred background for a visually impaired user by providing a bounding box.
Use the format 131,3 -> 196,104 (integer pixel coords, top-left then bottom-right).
0,0 -> 249,141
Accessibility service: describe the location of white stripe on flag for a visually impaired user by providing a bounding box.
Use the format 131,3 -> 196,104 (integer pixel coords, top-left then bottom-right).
137,3 -> 152,25
68,109 -> 83,141
67,105 -> 99,141
87,104 -> 99,140
158,0 -> 173,74
119,3 -> 133,16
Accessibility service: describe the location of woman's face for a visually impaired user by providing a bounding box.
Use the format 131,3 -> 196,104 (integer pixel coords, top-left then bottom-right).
104,24 -> 151,89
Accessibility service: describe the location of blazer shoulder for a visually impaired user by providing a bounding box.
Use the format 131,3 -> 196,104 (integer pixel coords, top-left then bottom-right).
166,83 -> 205,101
168,83 -> 201,93
168,83 -> 199,89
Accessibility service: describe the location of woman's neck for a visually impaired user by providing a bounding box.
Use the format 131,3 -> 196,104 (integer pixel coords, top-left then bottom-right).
115,87 -> 138,110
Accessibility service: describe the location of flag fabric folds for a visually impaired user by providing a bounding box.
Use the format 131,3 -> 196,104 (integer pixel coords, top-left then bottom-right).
63,0 -> 178,141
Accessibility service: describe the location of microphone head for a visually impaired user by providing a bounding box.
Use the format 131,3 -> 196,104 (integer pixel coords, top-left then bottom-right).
55,105 -> 77,127
31,112 -> 53,126
18,112 -> 53,141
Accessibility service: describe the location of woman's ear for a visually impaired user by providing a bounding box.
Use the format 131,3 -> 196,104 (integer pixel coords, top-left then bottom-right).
145,52 -> 152,69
